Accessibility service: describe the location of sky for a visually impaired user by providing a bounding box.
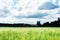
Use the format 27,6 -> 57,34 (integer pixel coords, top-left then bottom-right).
0,0 -> 60,24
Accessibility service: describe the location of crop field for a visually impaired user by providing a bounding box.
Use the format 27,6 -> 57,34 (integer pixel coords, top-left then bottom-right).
0,27 -> 60,40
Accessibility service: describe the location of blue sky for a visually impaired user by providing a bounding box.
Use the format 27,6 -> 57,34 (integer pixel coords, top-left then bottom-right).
0,0 -> 60,24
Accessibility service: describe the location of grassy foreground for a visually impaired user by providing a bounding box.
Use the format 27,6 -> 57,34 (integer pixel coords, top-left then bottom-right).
0,27 -> 60,40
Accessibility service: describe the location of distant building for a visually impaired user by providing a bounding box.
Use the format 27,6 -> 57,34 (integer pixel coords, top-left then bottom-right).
37,21 -> 41,26
58,18 -> 60,21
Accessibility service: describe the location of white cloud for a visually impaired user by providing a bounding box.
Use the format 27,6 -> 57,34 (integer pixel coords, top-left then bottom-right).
51,0 -> 60,6
7,0 -> 50,16
0,18 -> 58,24
10,0 -> 60,17
0,0 -> 60,24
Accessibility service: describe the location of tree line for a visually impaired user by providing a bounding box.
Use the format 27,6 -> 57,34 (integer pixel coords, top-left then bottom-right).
0,18 -> 60,27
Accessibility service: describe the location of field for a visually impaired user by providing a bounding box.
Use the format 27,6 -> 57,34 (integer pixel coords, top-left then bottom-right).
0,27 -> 60,40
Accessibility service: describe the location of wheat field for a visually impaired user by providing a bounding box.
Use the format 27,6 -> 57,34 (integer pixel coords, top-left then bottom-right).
0,27 -> 60,40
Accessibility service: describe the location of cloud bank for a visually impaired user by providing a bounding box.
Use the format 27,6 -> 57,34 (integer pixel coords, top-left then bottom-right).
0,0 -> 60,24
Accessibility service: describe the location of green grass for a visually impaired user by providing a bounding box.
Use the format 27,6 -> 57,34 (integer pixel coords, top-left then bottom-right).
0,27 -> 60,40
